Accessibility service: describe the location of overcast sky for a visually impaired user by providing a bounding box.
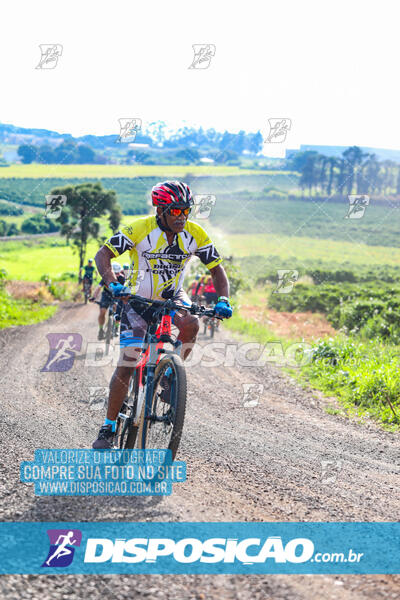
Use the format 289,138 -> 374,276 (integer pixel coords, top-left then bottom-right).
1,0 -> 399,157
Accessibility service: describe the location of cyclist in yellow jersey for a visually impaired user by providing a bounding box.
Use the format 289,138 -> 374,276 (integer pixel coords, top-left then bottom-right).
92,180 -> 233,448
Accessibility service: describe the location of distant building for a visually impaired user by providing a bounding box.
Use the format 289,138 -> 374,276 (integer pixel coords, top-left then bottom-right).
127,143 -> 150,149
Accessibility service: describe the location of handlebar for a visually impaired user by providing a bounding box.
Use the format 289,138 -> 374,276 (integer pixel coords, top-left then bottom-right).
109,292 -> 223,320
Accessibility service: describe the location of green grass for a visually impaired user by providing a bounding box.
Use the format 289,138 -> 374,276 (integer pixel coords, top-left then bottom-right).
299,337 -> 400,429
225,306 -> 400,429
0,288 -> 57,328
0,165 -> 274,178
0,239 -> 98,280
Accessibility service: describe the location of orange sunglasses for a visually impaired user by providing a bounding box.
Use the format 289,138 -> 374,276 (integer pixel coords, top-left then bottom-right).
167,207 -> 191,217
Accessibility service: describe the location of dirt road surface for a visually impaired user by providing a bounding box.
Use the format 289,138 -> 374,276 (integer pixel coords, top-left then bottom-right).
0,303 -> 399,599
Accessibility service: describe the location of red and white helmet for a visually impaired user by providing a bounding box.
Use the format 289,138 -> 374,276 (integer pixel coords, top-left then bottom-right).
151,180 -> 194,208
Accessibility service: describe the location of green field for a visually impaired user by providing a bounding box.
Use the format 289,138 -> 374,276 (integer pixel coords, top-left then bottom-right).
1,213 -> 36,227
207,194 -> 400,247
0,165 -> 276,178
0,173 -> 298,215
3,226 -> 400,283
207,229 -> 400,266
0,215 -> 143,280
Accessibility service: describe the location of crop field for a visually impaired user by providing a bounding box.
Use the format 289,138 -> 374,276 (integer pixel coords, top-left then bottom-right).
0,173 -> 298,214
0,164 -> 278,178
206,226 -> 400,266
207,193 -> 400,247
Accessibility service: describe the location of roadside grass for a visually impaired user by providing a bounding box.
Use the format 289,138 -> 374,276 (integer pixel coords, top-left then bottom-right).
224,307 -> 400,430
297,337 -> 400,430
0,165 -> 276,178
0,287 -> 57,329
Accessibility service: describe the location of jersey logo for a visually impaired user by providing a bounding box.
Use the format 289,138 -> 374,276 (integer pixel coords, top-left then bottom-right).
107,233 -> 134,254
142,250 -> 190,263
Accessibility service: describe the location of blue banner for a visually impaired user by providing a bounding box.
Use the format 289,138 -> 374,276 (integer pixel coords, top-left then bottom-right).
0,522 -> 399,574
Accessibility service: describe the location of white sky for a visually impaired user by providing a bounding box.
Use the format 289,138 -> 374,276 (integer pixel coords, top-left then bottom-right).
1,0 -> 399,157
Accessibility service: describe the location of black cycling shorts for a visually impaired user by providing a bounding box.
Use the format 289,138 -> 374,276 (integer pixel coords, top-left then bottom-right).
99,290 -> 113,309
203,292 -> 218,305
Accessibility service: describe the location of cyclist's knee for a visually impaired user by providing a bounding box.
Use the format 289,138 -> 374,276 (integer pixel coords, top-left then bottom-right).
117,346 -> 142,368
113,365 -> 134,381
180,315 -> 199,337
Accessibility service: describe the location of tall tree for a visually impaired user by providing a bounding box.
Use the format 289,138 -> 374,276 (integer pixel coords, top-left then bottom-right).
381,160 -> 396,195
326,157 -> 338,196
300,152 -> 319,196
17,145 -> 37,164
52,182 -> 122,272
342,146 -> 365,195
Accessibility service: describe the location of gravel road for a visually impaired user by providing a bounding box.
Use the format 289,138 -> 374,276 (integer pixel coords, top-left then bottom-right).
0,303 -> 399,599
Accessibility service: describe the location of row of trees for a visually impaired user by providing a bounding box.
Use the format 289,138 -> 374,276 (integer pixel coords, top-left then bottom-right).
126,147 -> 242,165
288,146 -> 400,197
17,141 -> 102,164
142,122 -> 263,153
0,214 -> 59,237
17,126 -> 264,165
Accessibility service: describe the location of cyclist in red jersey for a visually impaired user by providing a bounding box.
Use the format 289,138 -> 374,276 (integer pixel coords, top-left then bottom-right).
203,276 -> 218,306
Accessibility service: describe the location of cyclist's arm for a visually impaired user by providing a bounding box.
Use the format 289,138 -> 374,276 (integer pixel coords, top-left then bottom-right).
95,246 -> 119,288
91,284 -> 102,300
209,264 -> 229,298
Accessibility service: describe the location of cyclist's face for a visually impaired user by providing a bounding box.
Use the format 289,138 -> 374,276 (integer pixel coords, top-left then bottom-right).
159,207 -> 189,233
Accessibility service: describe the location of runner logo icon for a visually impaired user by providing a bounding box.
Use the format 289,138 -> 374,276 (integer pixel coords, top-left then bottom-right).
40,333 -> 82,372
42,529 -> 82,568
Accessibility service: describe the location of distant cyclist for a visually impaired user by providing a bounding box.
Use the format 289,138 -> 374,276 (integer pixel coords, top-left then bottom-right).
92,180 -> 233,449
123,263 -> 130,280
189,274 -> 206,302
91,262 -> 125,340
80,258 -> 96,296
203,276 -> 218,306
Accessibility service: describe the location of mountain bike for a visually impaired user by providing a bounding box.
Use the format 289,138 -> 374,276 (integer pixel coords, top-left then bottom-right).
113,293 -> 222,459
105,302 -> 121,355
83,277 -> 92,304
91,299 -> 120,355
202,313 -> 220,338
201,295 -> 220,338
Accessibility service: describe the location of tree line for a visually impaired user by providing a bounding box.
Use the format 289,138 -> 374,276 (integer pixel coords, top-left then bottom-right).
16,126 -> 264,165
287,146 -> 400,197
17,140 -> 103,164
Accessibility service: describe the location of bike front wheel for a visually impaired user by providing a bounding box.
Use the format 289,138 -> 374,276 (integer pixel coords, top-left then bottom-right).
137,354 -> 187,460
114,369 -> 139,449
105,313 -> 113,355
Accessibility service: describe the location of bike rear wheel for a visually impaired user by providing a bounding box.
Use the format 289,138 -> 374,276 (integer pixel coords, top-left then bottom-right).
203,317 -> 208,335
209,318 -> 215,338
137,354 -> 187,460
83,281 -> 90,304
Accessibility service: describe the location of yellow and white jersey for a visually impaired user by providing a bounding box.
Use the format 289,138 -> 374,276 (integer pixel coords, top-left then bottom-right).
104,215 -> 222,300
